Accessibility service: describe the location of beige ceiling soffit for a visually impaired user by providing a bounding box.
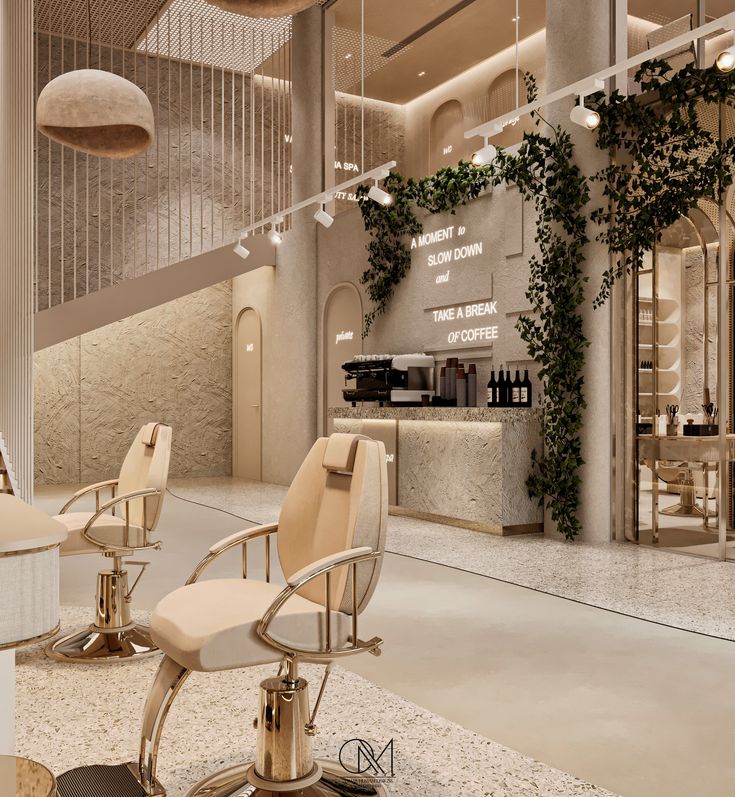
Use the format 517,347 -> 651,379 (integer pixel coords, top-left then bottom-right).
34,237 -> 276,351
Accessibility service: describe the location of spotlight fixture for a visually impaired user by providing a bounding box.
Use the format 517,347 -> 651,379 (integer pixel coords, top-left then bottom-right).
716,41 -> 735,72
471,138 -> 497,166
314,205 -> 334,228
233,240 -> 250,260
418,71 -> 426,77
269,228 -> 283,246
368,180 -> 393,206
569,96 -> 600,130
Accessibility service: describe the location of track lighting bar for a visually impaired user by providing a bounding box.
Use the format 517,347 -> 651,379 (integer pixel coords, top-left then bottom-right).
464,11 -> 735,141
238,161 -> 397,239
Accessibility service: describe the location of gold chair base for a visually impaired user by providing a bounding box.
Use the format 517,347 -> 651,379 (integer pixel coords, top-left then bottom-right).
46,624 -> 160,663
659,502 -> 714,518
184,760 -> 389,797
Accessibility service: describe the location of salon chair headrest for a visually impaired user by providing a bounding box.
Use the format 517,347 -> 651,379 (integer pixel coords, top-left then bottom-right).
141,422 -> 163,447
322,433 -> 371,473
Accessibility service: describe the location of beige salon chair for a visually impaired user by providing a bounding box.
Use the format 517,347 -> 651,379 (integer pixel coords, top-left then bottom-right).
130,433 -> 388,797
48,422 -> 172,663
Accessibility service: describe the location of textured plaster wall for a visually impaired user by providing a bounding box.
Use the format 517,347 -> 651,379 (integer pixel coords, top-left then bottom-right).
34,282 -> 232,484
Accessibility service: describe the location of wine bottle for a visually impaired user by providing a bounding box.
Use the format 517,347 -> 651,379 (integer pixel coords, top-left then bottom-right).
487,370 -> 497,407
504,368 -> 512,407
520,369 -> 532,407
497,368 -> 507,407
512,369 -> 521,405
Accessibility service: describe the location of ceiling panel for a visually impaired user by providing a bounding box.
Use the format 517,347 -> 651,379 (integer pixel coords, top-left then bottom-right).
35,0 -> 166,49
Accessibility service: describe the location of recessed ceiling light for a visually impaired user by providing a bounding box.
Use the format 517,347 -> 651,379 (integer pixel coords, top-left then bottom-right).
345,53 -> 353,60
418,71 -> 426,76
512,15 -> 520,21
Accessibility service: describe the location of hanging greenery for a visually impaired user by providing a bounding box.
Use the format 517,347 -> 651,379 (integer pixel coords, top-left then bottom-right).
356,78 -> 590,540
589,59 -> 735,307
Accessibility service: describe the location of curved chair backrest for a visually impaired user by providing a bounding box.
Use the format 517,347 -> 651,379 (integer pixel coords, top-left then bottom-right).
278,433 -> 388,615
117,423 -> 172,532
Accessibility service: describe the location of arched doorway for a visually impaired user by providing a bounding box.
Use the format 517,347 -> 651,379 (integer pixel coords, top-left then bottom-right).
234,307 -> 262,480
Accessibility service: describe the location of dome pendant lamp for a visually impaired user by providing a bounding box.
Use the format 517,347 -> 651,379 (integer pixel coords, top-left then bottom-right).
204,0 -> 316,17
37,70 -> 155,159
36,0 -> 154,159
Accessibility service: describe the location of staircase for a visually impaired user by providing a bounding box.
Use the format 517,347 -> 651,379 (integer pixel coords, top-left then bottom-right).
34,234 -> 277,351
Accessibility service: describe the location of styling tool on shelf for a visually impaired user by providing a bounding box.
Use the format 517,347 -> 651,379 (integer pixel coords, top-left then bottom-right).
665,404 -> 679,437
684,403 -> 719,436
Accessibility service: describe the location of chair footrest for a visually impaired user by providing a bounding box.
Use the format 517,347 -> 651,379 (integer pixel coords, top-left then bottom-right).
57,763 -> 164,797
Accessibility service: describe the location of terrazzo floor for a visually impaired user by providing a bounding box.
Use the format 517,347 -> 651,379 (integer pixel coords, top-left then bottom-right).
32,480 -> 735,796
15,608 -> 617,797
167,477 -> 735,641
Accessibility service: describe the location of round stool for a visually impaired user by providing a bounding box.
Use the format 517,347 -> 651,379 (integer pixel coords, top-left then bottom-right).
0,755 -> 56,796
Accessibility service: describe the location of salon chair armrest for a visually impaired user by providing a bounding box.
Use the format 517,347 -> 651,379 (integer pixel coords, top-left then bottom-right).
82,488 -> 161,551
187,522 -> 279,585
59,479 -> 119,514
258,546 -> 383,661
287,546 -> 374,587
208,522 -> 279,555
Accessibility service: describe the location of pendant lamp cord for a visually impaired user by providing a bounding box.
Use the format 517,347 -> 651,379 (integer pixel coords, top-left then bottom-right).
361,0 -> 365,171
87,0 -> 92,68
515,0 -> 520,111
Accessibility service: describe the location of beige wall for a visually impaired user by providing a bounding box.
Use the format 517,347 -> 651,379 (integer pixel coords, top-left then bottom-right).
403,31 -> 547,180
316,191 -> 540,434
232,182 -> 539,490
35,282 -> 232,484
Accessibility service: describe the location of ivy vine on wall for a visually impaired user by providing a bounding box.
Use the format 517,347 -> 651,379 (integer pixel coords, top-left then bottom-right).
589,59 -> 735,307
356,78 -> 590,540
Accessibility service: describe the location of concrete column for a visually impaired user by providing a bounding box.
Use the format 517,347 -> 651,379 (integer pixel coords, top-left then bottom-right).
545,0 -> 612,542
261,6 -> 332,484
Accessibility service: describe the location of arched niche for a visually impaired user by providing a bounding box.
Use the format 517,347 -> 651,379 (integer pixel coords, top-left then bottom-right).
485,68 -> 531,149
429,99 -> 465,174
322,282 -> 362,433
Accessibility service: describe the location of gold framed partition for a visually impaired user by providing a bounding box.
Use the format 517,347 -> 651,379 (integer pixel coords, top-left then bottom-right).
618,120 -> 735,560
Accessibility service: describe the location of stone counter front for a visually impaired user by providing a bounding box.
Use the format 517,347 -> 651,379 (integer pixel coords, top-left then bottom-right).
329,407 -> 542,535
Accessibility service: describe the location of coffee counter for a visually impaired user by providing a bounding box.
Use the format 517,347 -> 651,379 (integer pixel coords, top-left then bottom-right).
329,406 -> 542,535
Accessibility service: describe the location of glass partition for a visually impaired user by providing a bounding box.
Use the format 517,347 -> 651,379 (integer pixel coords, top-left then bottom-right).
632,207 -> 735,559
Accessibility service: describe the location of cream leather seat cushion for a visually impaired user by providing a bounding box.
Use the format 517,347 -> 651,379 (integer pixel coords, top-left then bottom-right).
151,579 -> 350,672
55,512 -> 147,555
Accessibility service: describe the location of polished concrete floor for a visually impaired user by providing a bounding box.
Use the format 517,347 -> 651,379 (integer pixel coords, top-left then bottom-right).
36,481 -> 735,797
